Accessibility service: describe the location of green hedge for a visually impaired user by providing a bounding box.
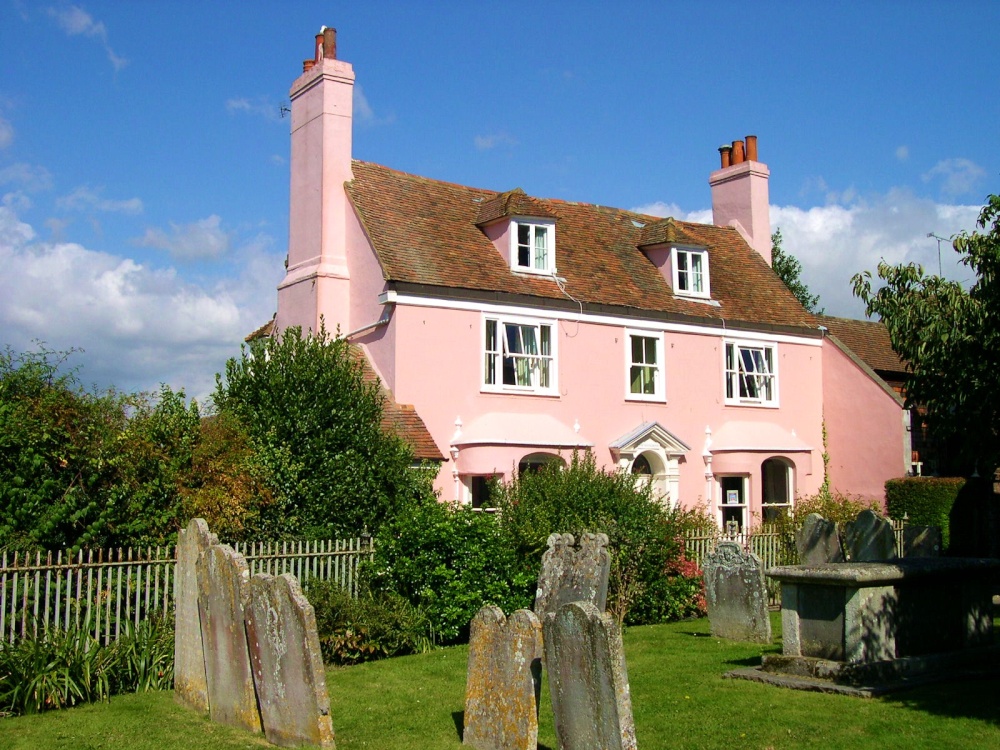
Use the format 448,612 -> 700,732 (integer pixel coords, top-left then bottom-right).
885,476 -> 965,548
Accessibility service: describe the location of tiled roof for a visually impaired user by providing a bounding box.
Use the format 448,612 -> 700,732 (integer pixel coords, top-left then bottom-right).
819,315 -> 907,376
475,187 -> 556,225
346,161 -> 817,330
638,217 -> 700,248
245,315 -> 276,341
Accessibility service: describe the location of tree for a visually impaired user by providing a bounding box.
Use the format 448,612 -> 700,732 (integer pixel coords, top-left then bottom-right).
212,324 -> 432,539
0,346 -> 199,550
852,193 -> 1000,472
772,228 -> 822,313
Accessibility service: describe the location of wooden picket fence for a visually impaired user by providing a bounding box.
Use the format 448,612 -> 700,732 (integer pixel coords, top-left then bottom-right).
0,536 -> 374,645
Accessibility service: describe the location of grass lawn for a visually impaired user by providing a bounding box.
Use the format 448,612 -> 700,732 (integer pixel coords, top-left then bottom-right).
3,613 -> 999,749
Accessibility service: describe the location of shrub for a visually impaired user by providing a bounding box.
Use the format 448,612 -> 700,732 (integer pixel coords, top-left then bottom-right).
885,476 -> 965,548
366,499 -> 535,644
0,614 -> 174,717
307,580 -> 434,664
491,452 -> 709,626
212,324 -> 434,539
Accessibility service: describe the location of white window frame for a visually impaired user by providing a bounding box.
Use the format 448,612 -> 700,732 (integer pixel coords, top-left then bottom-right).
511,219 -> 556,275
761,458 -> 794,523
483,315 -> 558,395
624,329 -> 665,402
671,246 -> 710,298
724,339 -> 778,407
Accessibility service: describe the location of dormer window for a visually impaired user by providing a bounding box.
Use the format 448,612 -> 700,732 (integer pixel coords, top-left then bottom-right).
672,247 -> 710,298
512,220 -> 555,274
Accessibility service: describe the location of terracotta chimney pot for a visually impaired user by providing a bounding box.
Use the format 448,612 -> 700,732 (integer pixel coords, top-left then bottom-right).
731,139 -> 745,164
303,59 -> 316,73
719,145 -> 732,169
323,27 -> 338,59
314,33 -> 324,62
745,135 -> 758,161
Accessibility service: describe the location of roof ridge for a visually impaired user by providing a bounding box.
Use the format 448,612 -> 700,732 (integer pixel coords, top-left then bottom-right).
351,159 -> 495,196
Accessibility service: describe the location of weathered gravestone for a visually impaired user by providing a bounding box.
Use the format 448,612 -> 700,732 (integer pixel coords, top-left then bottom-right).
245,573 -> 336,748
463,606 -> 541,750
795,513 -> 844,565
197,544 -> 263,734
843,509 -> 896,562
544,601 -> 636,750
174,518 -> 217,713
703,541 -> 771,643
903,525 -> 942,558
533,533 -> 611,618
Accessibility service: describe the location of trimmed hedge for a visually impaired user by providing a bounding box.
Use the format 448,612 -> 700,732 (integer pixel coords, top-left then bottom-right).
885,476 -> 965,548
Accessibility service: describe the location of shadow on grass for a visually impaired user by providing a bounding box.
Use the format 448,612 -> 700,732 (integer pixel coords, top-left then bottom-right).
878,675 -> 1000,725
723,655 -> 764,668
451,709 -> 554,749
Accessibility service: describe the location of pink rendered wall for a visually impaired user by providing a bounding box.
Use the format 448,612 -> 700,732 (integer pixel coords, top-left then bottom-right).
389,302 -> 826,513
709,161 -> 772,264
822,339 -> 907,506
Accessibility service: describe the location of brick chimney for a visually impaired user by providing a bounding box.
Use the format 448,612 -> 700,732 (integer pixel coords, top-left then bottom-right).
277,27 -> 355,334
709,135 -> 771,265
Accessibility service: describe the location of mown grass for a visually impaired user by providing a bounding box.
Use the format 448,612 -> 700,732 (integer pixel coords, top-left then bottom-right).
4,614 -> 999,749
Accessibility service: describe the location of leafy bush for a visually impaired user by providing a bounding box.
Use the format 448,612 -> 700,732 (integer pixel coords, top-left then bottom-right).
307,580 -> 434,664
107,616 -> 175,694
0,614 -> 174,717
491,452 -> 709,626
0,346 -> 200,551
885,476 -> 965,548
367,499 -> 535,644
212,324 -> 433,539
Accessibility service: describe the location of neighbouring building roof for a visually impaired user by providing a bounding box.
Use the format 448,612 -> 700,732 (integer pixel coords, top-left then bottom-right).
244,319 -> 444,463
345,160 -> 817,331
818,315 -> 908,378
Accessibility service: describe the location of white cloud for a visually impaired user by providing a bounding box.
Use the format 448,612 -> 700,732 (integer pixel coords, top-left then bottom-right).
0,163 -> 53,193
895,145 -> 909,162
771,189 -> 981,317
57,185 -> 143,214
0,116 -> 13,149
48,5 -> 128,72
630,201 -> 685,219
474,132 -> 518,151
922,158 -> 986,198
134,215 -> 231,261
0,202 -> 282,401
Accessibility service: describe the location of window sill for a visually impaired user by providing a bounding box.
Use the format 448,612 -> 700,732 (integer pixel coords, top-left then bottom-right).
724,400 -> 779,409
481,386 -> 560,398
673,294 -> 720,306
625,393 -> 666,404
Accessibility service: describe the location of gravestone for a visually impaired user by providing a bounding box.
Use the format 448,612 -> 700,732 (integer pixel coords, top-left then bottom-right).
703,541 -> 771,643
543,601 -> 636,750
843,509 -> 896,562
532,533 -> 576,618
174,518 -> 217,713
463,606 -> 541,750
197,543 -> 262,734
245,573 -> 336,748
795,513 -> 844,565
903,525 -> 942,558
533,533 -> 610,618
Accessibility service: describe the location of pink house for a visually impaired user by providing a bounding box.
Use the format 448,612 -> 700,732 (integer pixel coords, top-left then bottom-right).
272,28 -> 909,529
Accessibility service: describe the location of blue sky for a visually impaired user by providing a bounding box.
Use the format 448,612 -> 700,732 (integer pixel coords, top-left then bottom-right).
1,1 -> 997,402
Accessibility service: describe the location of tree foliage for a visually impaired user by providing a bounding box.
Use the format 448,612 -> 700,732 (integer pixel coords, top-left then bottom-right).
212,324 -> 432,539
490,452 -> 710,625
0,347 -> 198,550
852,193 -> 1000,471
772,228 -> 821,313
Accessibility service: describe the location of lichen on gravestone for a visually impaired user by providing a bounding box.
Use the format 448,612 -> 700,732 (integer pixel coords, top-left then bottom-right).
245,573 -> 336,748
174,518 -> 217,714
533,532 -> 611,619
703,541 -> 771,643
543,601 -> 636,750
463,606 -> 541,750
196,543 -> 262,734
